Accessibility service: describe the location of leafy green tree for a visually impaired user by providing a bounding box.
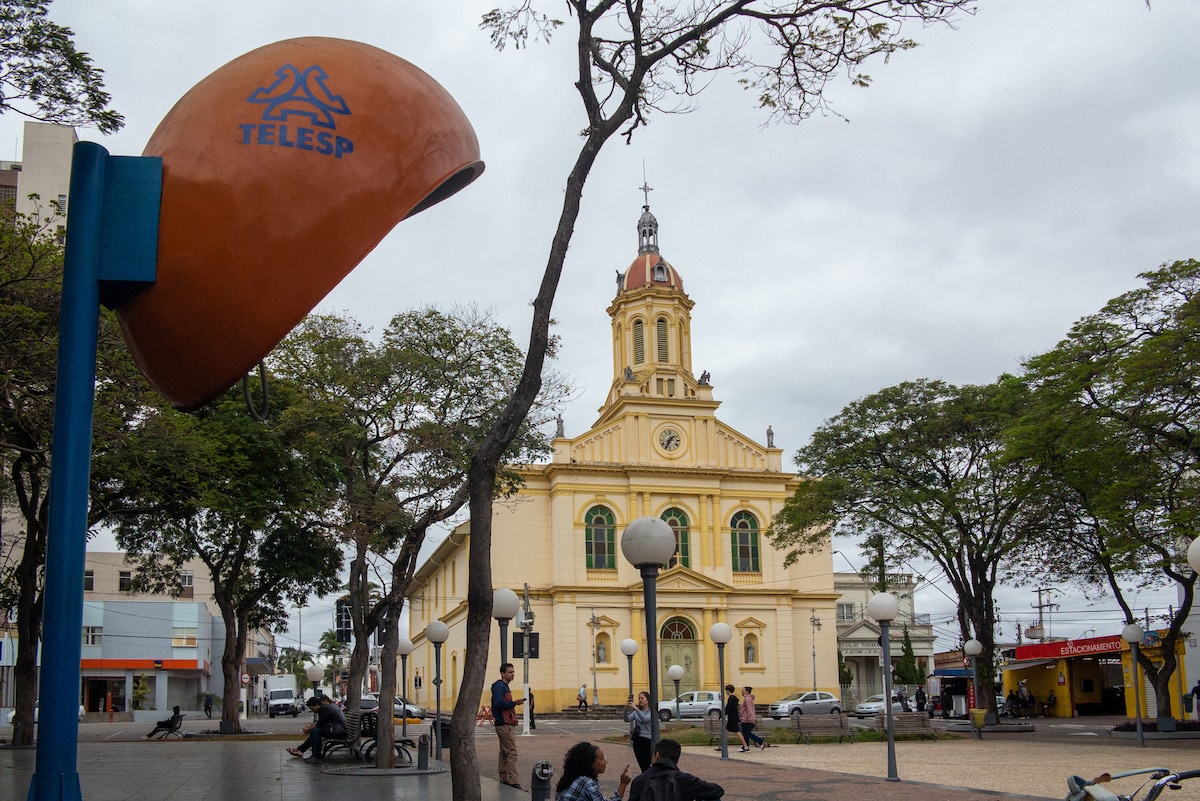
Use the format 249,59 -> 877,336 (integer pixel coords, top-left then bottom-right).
0,0 -> 123,132
894,626 -> 924,687
270,306 -> 561,765
0,202 -> 146,744
94,383 -> 344,733
1011,259 -> 1200,717
456,4 -> 975,796
769,379 -> 1050,712
836,650 -> 853,688
276,647 -> 312,683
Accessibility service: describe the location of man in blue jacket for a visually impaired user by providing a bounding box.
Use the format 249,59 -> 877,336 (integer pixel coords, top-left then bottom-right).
491,662 -> 525,789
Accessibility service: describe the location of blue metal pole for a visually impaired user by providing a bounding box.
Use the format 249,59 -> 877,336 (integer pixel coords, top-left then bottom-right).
28,142 -> 107,801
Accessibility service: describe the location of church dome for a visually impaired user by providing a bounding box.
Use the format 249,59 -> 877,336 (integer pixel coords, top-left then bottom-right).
622,253 -> 684,292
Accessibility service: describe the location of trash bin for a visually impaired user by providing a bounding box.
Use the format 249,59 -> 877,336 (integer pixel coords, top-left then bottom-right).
435,716 -> 453,744
971,709 -> 986,729
1184,694 -> 1194,714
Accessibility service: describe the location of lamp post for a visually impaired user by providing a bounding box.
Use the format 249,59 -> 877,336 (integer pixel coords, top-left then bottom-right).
493,587 -> 520,666
305,663 -> 324,702
1188,536 -> 1200,574
867,592 -> 900,782
621,516 -> 677,747
426,620 -> 449,760
668,664 -> 685,720
810,609 -> 822,691
620,638 -> 639,702
709,623 -> 732,760
398,637 -> 414,740
520,584 -> 535,737
964,638 -> 983,740
1122,622 -> 1145,748
589,607 -> 600,706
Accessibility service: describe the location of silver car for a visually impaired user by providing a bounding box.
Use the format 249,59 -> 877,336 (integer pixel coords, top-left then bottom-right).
657,690 -> 722,721
768,690 -> 841,718
854,693 -> 903,718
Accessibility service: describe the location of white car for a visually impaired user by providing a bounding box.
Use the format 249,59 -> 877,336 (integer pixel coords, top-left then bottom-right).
657,690 -> 722,721
854,694 -> 903,718
7,702 -> 86,723
768,691 -> 841,718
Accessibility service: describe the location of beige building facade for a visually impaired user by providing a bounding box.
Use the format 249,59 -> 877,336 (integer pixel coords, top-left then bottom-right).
408,201 -> 839,711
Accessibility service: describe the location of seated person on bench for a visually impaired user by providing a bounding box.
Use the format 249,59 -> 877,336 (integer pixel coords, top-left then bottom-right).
145,706 -> 182,738
287,696 -> 346,763
1040,690 -> 1057,716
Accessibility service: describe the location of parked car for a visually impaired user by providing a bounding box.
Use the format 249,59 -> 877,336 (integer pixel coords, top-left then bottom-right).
359,694 -> 380,712
7,702 -> 86,723
657,690 -> 722,721
854,694 -> 903,718
394,696 -> 426,719
768,690 -> 841,718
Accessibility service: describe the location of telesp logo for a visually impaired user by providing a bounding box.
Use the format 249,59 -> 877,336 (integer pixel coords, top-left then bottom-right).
240,64 -> 353,158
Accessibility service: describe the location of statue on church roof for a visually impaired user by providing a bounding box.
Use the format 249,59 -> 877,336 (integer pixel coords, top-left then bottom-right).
767,426 -> 774,448
556,414 -> 565,438
698,369 -> 710,386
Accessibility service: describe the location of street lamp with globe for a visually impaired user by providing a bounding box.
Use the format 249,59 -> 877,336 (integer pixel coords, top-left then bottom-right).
397,637 -> 414,739
667,664 -> 685,720
620,638 -> 639,702
867,592 -> 900,782
709,623 -> 732,759
620,516 -> 676,747
493,587 -> 520,666
1121,622 -> 1146,748
305,663 -> 324,703
426,620 -> 449,759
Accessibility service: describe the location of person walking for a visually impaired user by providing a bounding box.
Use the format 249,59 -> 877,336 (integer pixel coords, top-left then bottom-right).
624,692 -> 653,771
722,684 -> 746,752
738,686 -> 768,751
491,662 -> 525,790
203,692 -> 213,719
578,683 -> 590,712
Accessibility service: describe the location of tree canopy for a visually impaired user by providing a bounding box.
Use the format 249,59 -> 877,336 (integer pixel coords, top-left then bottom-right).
0,0 -> 123,132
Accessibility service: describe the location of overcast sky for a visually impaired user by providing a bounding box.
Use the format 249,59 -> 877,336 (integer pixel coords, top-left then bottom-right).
41,1 -> 1200,653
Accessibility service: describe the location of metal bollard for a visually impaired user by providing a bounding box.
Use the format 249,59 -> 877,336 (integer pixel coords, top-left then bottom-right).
531,760 -> 554,801
417,733 -> 430,770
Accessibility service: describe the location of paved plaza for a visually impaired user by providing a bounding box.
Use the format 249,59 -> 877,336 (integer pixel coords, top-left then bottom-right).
2,715 -> 1197,801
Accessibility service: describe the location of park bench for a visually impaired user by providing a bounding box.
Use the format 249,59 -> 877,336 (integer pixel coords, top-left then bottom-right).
357,711 -> 417,765
321,709 -> 363,760
149,713 -> 184,740
703,715 -> 726,746
791,714 -> 858,744
874,712 -> 935,739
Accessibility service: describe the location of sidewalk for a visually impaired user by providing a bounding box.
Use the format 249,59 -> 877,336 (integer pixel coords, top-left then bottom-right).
2,717 -> 1195,801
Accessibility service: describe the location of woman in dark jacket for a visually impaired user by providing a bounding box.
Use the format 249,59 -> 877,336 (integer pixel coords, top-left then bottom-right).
723,685 -> 745,751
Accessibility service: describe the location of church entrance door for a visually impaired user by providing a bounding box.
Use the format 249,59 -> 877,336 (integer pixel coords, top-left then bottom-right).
659,617 -> 699,695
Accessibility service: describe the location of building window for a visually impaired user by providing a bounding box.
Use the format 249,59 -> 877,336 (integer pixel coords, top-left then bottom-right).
661,618 -> 695,640
179,570 -> 194,598
172,627 -> 198,647
656,317 -> 668,362
83,570 -> 94,591
837,603 -> 855,622
585,506 -> 616,569
118,570 -> 132,592
730,511 -> 760,573
82,626 -> 102,646
660,508 -> 690,569
632,320 -> 645,364
653,261 -> 667,282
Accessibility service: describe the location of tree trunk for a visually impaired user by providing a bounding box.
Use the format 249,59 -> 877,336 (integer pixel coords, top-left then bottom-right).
9,463 -> 46,747
218,606 -> 246,733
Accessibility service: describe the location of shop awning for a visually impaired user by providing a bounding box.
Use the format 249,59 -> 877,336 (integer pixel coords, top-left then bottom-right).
1000,659 -> 1057,671
932,668 -> 970,677
244,657 -> 273,675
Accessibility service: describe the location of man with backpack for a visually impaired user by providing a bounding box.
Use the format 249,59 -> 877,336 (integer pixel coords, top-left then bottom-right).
629,738 -> 724,801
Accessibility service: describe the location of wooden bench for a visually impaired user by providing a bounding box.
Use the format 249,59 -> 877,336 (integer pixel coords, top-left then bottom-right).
357,711 -> 416,765
703,715 -> 725,746
874,712 -> 935,739
791,714 -> 857,744
321,710 -> 362,760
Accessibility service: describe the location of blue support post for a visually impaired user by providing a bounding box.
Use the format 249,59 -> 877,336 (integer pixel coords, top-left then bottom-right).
27,142 -> 160,801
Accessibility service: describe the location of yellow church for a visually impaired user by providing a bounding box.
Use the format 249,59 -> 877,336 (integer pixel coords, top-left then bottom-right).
407,197 -> 839,712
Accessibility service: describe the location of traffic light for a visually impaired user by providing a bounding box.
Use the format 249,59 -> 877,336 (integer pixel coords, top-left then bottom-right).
335,598 -> 352,643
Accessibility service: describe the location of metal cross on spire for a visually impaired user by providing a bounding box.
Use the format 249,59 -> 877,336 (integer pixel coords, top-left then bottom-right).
640,163 -> 653,208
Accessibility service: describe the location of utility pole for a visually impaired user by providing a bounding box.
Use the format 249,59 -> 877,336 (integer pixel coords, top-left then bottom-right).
590,606 -> 599,706
1027,587 -> 1059,641
520,583 -> 534,736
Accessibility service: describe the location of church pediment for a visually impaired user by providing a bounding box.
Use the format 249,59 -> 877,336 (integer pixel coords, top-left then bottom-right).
626,565 -> 732,594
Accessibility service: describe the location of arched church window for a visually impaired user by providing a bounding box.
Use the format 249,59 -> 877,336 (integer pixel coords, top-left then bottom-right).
730,511 -> 760,573
585,506 -> 616,569
660,508 -> 690,568
633,320 -> 645,364
656,317 -> 669,362
654,261 -> 667,282
661,618 -> 695,640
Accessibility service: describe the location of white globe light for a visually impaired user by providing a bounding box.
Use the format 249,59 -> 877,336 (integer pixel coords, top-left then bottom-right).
620,516 -> 676,567
866,592 -> 899,622
426,620 -> 449,644
667,664 -> 685,681
1188,536 -> 1200,574
305,663 -> 324,683
1121,623 -> 1144,644
397,637 -> 414,656
709,623 -> 732,645
493,587 -> 520,620
964,638 -> 983,656
620,638 -> 639,657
